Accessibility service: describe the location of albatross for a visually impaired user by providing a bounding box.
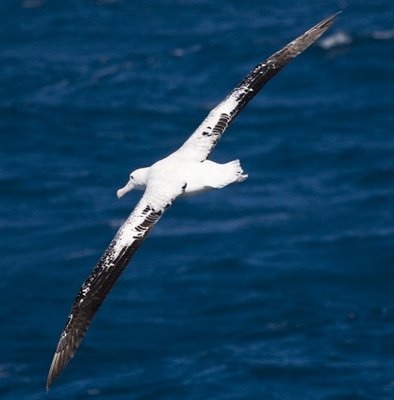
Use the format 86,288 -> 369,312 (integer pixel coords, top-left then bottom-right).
47,13 -> 338,389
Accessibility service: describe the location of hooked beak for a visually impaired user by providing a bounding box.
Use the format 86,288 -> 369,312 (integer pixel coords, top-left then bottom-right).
116,180 -> 135,199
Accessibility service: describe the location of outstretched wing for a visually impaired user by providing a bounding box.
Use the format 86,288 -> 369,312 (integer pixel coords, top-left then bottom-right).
176,13 -> 338,162
46,191 -> 179,390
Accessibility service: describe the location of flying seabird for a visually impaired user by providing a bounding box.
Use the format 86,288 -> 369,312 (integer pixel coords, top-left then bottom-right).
47,13 -> 338,389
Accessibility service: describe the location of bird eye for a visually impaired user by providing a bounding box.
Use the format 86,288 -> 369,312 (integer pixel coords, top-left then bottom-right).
129,175 -> 134,180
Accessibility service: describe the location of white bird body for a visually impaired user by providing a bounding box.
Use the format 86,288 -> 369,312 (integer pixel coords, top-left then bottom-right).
119,156 -> 247,203
47,13 -> 338,390
179,159 -> 247,195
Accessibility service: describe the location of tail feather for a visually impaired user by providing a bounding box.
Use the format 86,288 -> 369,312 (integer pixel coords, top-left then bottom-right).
228,159 -> 248,182
208,159 -> 248,189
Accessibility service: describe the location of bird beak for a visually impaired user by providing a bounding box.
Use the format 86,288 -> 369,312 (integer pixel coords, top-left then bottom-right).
116,180 -> 135,199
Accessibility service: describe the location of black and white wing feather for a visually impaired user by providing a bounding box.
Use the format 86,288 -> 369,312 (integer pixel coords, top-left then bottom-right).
46,193 -> 177,390
176,13 -> 338,162
46,13 -> 338,390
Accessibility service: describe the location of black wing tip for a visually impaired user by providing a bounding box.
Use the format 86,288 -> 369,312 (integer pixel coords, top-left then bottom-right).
315,11 -> 342,31
300,12 -> 341,45
46,337 -> 77,391
46,351 -> 61,391
275,11 -> 340,61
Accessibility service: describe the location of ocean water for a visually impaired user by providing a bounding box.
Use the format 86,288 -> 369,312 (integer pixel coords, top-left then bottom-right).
1,1 -> 394,399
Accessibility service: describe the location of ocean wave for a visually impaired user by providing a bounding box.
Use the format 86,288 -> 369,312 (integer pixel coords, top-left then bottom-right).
318,31 -> 352,49
371,29 -> 394,40
21,0 -> 43,8
297,226 -> 394,246
109,212 -> 290,237
318,29 -> 394,50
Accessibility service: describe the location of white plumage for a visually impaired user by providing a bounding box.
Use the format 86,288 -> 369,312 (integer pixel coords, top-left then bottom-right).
118,156 -> 247,200
47,13 -> 338,390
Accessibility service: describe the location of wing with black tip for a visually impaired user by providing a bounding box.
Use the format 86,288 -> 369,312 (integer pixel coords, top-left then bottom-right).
176,13 -> 338,161
47,195 -> 172,390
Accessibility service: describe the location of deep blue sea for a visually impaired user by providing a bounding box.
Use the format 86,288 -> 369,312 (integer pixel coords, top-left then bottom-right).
1,1 -> 394,399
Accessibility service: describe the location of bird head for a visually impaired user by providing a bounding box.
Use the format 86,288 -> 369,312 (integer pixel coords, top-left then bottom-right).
116,167 -> 149,198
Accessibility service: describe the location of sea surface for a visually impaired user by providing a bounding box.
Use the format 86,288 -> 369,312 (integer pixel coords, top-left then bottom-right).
1,1 -> 394,399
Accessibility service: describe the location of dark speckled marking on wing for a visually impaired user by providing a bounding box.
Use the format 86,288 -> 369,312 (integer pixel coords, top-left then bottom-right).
177,13 -> 338,162
46,200 -> 163,390
46,13 -> 339,391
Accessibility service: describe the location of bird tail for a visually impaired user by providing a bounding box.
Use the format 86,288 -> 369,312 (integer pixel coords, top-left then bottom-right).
229,159 -> 248,183
209,159 -> 248,189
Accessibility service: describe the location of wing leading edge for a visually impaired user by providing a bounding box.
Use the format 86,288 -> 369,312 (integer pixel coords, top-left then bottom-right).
47,198 -> 164,390
176,13 -> 339,162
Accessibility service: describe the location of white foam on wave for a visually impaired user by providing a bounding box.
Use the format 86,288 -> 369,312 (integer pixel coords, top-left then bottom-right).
318,31 -> 352,50
318,29 -> 394,50
371,30 -> 394,40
